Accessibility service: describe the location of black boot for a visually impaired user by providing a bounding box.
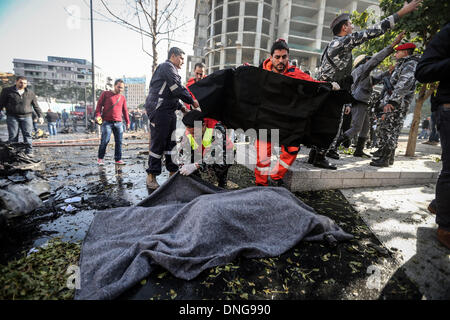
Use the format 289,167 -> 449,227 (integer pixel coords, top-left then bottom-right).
371,146 -> 385,157
389,149 -> 395,165
370,148 -> 392,167
308,148 -> 316,164
326,147 -> 340,160
336,134 -> 350,148
313,150 -> 337,170
353,137 -> 371,158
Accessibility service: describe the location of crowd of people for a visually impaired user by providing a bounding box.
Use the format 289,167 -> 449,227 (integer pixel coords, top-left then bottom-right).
0,0 -> 448,248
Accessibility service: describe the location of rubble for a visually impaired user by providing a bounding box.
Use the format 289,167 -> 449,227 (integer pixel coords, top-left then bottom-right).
0,142 -> 48,220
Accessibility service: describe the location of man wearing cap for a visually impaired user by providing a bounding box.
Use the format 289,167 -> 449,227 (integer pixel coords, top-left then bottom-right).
310,0 -> 422,167
335,32 -> 405,157
144,47 -> 200,189
256,39 -> 337,187
370,42 -> 420,167
177,110 -> 231,188
415,21 -> 450,249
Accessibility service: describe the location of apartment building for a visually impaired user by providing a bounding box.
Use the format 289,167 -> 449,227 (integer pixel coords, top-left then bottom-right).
189,0 -> 380,77
13,56 -> 106,90
123,77 -> 147,109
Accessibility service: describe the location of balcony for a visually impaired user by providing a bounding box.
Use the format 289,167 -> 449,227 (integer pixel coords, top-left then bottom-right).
289,43 -> 322,54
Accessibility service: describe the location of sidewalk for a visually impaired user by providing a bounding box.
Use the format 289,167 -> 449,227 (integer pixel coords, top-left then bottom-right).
341,185 -> 450,299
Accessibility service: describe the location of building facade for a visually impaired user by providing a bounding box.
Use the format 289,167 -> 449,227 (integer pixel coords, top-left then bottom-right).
13,56 -> 106,90
123,77 -> 147,109
190,0 -> 380,77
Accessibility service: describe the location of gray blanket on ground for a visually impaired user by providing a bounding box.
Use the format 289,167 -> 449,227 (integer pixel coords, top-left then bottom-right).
75,173 -> 353,300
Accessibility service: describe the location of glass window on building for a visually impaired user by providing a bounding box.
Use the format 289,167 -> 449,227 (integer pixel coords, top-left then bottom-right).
260,35 -> 269,51
228,2 -> 240,17
227,18 -> 239,33
226,33 -> 238,46
213,22 -> 222,36
263,4 -> 272,20
225,49 -> 236,65
243,33 -> 256,47
242,49 -> 254,65
262,21 -> 270,35
244,18 -> 257,32
213,51 -> 221,66
215,6 -> 223,21
216,0 -> 223,7
245,2 -> 258,16
264,0 -> 272,4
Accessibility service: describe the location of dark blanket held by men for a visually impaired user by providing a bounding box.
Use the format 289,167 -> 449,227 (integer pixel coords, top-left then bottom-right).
75,173 -> 353,300
189,66 -> 354,148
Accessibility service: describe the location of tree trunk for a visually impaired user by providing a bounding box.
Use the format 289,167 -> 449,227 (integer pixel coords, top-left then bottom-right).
405,86 -> 434,156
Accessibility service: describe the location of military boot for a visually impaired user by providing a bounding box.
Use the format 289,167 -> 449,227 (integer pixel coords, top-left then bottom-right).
146,174 -> 160,189
371,146 -> 385,157
307,148 -> 316,164
313,150 -> 337,170
336,134 -> 350,148
326,147 -> 340,160
353,137 -> 371,158
370,148 -> 392,167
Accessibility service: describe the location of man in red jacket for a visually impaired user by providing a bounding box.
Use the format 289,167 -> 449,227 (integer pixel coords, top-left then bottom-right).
95,79 -> 130,166
255,39 -> 339,187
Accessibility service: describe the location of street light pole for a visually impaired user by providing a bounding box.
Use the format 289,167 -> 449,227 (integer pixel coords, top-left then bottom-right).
90,0 -> 96,131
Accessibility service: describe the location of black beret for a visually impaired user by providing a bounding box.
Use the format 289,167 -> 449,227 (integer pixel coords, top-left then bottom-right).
182,110 -> 205,127
330,13 -> 350,31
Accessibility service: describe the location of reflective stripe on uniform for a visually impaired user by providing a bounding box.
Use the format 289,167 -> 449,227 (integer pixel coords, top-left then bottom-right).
159,82 -> 167,95
155,98 -> 163,110
279,159 -> 291,169
149,151 -> 162,159
202,128 -> 213,148
256,166 -> 271,172
170,84 -> 178,92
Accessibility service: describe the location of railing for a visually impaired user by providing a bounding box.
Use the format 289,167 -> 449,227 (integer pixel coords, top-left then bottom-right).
291,16 -> 317,24
289,43 -> 322,53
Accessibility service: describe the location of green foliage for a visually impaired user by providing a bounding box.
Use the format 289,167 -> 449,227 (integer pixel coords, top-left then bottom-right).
352,0 -> 449,58
0,238 -> 81,300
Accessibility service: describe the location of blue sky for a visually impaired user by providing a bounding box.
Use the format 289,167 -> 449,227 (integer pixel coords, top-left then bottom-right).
0,0 -> 196,81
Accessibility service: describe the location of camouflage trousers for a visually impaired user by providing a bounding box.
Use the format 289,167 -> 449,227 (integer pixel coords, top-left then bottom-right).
377,107 -> 408,150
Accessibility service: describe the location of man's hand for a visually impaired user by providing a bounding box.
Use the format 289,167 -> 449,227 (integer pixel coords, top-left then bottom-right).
180,163 -> 198,176
38,117 -> 44,124
383,104 -> 395,113
397,0 -> 422,18
391,31 -> 406,48
345,106 -> 351,115
389,65 -> 395,73
331,82 -> 340,91
192,100 -> 200,110
181,106 -> 189,115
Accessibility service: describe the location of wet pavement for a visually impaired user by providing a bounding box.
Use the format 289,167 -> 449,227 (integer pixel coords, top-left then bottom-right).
0,124 -> 164,261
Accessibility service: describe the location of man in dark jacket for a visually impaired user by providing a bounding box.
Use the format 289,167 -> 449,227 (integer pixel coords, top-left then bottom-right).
0,76 -> 44,156
45,108 -> 59,135
415,21 -> 450,249
144,47 -> 200,189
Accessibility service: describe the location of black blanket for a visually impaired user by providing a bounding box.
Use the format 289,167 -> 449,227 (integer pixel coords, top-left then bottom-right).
189,66 -> 354,148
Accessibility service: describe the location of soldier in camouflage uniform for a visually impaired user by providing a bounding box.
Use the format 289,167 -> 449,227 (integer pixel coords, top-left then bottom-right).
308,0 -> 422,170
370,43 -> 420,167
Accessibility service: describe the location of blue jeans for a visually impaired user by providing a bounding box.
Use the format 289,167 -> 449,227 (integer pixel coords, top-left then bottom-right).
48,122 -> 57,135
7,115 -> 33,154
98,121 -> 124,161
436,104 -> 450,231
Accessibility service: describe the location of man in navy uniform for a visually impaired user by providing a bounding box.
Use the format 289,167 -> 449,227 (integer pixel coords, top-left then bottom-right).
144,47 -> 200,189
